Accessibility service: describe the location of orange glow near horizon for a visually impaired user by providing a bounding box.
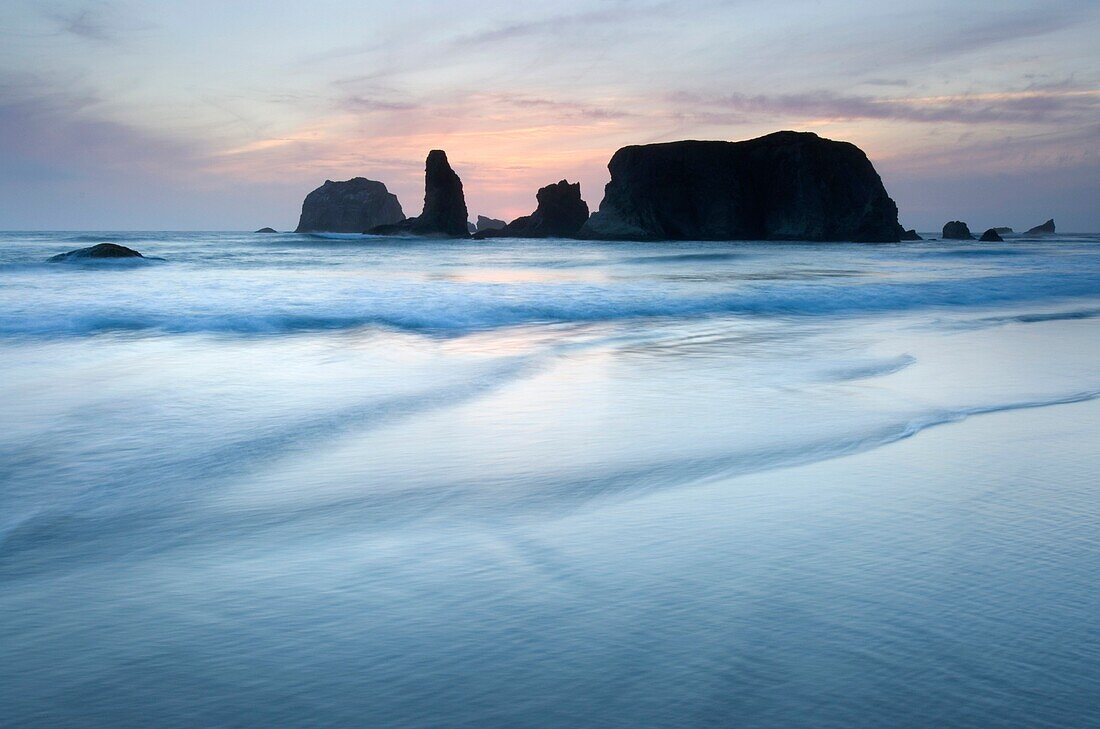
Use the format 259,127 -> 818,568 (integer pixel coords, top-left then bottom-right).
192,78 -> 1100,223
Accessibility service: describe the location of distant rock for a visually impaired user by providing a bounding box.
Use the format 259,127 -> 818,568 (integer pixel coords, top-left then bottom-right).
993,227 -> 1013,234
979,228 -> 1003,242
477,180 -> 589,238
467,221 -> 477,234
295,178 -> 404,233
255,227 -> 278,233
371,150 -> 469,237
476,215 -> 506,232
1025,219 -> 1056,235
942,221 -> 974,240
579,131 -> 901,242
48,243 -> 146,262
900,228 -> 923,241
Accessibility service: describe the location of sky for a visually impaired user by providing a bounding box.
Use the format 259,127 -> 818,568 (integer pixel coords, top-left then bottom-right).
0,0 -> 1098,232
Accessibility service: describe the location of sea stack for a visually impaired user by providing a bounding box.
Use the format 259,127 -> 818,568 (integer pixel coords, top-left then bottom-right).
579,131 -> 902,242
979,228 -> 1003,242
942,221 -> 974,240
477,180 -> 589,238
295,178 -> 405,233
1026,219 -> 1056,235
371,150 -> 469,237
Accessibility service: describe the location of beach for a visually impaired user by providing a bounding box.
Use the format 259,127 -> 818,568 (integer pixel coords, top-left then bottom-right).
2,231 -> 1099,726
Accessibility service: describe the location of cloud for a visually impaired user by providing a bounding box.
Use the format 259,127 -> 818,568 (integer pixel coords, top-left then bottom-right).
296,41 -> 384,66
338,96 -> 421,113
921,4 -> 1088,58
0,76 -> 304,229
0,84 -> 193,177
487,93 -> 634,121
767,2 -> 1098,81
454,1 -> 673,46
41,1 -> 145,43
457,7 -> 625,45
883,122 -> 1100,176
863,79 -> 910,88
879,123 -> 1100,231
670,87 -> 1100,125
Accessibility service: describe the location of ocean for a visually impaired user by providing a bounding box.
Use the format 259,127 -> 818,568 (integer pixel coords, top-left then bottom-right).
2,230 -> 1100,727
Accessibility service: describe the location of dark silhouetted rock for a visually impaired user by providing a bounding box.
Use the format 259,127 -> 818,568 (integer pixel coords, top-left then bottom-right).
371,150 -> 469,237
1026,219 -> 1055,235
942,221 -> 974,240
477,180 -> 590,239
476,215 -> 506,232
255,227 -> 278,233
467,221 -> 477,234
295,178 -> 404,233
979,228 -> 1003,242
900,228 -> 922,241
48,243 -> 145,262
579,132 -> 901,242
993,227 -> 1013,234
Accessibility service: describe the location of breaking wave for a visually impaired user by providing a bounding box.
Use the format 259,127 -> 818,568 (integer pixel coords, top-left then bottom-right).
2,268 -> 1099,337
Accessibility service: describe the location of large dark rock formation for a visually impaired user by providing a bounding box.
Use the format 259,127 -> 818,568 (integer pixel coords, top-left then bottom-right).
295,178 -> 404,233
942,221 -> 974,240
578,131 -> 901,242
900,228 -> 923,241
476,215 -> 506,232
979,228 -> 1003,242
48,243 -> 146,262
1026,219 -> 1056,235
371,150 -> 469,237
477,180 -> 590,238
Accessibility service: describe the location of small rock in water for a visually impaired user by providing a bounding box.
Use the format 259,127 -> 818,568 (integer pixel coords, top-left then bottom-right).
979,228 -> 1003,242
476,215 -> 506,232
48,243 -> 146,262
942,221 -> 974,240
1026,219 -> 1056,235
900,228 -> 923,241
255,227 -> 278,233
